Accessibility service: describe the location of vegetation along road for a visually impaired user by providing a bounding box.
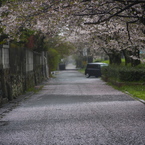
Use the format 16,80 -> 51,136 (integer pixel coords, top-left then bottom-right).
0,70 -> 145,145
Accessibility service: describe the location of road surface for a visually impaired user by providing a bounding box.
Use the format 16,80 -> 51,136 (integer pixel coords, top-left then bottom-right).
0,70 -> 145,145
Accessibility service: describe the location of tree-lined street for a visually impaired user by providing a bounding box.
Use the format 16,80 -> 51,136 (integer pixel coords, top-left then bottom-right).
1,0 -> 145,104
0,70 -> 145,145
1,1 -> 145,143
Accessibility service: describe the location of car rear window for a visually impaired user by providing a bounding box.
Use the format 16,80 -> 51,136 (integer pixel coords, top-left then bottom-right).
87,64 -> 100,69
100,64 -> 108,67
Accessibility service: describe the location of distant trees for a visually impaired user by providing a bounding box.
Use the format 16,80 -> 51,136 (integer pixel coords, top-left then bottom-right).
44,36 -> 75,73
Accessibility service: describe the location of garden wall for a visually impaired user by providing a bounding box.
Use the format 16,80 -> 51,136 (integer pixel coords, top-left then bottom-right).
0,44 -> 49,105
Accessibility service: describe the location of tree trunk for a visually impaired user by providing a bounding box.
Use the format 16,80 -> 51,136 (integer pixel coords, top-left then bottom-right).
131,48 -> 141,67
122,49 -> 131,65
109,53 -> 121,65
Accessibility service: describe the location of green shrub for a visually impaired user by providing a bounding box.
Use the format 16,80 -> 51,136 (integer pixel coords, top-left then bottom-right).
102,66 -> 145,82
47,48 -> 59,73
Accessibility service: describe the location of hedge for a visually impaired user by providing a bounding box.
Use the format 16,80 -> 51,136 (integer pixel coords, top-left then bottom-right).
101,66 -> 145,82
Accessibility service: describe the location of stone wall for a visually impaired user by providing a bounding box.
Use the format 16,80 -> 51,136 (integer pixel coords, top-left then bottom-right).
0,69 -> 25,103
11,74 -> 24,99
0,45 -> 49,106
25,71 -> 35,90
34,67 -> 44,85
0,69 -> 10,104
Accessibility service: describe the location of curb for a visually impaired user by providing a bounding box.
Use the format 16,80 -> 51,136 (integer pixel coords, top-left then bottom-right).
133,97 -> 145,105
124,91 -> 145,105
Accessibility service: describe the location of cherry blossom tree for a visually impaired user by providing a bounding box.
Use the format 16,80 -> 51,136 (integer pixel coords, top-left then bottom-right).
1,0 -> 145,66
72,0 -> 145,65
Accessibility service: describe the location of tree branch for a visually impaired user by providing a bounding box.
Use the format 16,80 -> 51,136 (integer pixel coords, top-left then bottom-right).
82,1 -> 143,24
126,20 -> 139,44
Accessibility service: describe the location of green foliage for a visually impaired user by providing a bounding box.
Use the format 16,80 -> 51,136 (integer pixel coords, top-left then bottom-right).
10,41 -> 24,48
94,59 -> 103,62
44,36 -> 75,74
102,65 -> 145,82
45,36 -> 75,59
0,28 -> 8,44
47,48 -> 59,73
26,85 -> 43,93
119,68 -> 145,82
33,33 -> 46,52
19,28 -> 35,44
78,68 -> 85,74
101,59 -> 130,66
102,62 -> 145,101
9,28 -> 36,49
101,60 -> 109,64
10,30 -> 46,51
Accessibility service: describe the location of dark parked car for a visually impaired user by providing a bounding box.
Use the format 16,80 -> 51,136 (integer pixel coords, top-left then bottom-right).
85,62 -> 108,78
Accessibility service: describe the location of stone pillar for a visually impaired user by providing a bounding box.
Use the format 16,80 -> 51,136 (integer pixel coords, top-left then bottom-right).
0,44 -> 10,104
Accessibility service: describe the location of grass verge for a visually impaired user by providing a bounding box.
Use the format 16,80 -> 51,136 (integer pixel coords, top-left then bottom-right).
111,83 -> 145,101
27,85 -> 44,93
78,68 -> 85,74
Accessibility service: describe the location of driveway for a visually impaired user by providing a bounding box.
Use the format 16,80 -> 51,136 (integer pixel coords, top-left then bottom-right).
0,70 -> 145,145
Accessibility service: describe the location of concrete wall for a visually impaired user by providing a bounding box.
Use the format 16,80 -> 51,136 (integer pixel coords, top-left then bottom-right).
26,50 -> 33,72
0,47 -> 9,69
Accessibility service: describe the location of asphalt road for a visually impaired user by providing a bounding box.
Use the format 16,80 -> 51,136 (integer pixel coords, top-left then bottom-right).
0,70 -> 145,145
